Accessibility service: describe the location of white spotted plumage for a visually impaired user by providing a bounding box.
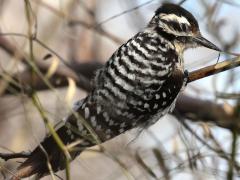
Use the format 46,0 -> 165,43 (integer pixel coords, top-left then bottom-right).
17,3 -> 211,178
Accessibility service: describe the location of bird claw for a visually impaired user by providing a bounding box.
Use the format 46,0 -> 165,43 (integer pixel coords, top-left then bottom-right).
183,70 -> 189,86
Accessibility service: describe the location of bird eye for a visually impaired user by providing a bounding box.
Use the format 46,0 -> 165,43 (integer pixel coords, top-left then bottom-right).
180,24 -> 187,32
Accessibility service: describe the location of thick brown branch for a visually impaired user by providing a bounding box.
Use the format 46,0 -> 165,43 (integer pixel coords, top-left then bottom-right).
188,57 -> 240,82
175,94 -> 237,130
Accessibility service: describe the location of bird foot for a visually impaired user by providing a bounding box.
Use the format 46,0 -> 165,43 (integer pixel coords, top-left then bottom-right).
183,70 -> 189,86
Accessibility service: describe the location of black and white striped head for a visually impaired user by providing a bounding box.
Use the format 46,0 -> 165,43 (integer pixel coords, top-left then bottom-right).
149,3 -> 220,51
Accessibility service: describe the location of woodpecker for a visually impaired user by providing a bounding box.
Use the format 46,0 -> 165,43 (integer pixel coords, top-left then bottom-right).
12,3 -> 220,179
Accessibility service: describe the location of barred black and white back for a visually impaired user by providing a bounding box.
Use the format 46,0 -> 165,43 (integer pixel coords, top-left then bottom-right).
12,3 -> 220,179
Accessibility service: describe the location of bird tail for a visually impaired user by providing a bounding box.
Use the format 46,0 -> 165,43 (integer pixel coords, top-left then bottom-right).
11,126 -> 83,180
10,96 -> 116,179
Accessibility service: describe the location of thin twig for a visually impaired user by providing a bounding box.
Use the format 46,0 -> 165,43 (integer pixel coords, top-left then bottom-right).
31,93 -> 72,178
153,148 -> 171,180
227,129 -> 238,180
95,0 -> 156,27
176,114 -> 240,172
0,152 -> 30,161
135,151 -> 158,179
178,0 -> 188,5
32,0 -> 123,44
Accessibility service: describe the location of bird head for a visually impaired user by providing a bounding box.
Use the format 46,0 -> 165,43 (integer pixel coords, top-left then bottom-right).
149,3 -> 221,52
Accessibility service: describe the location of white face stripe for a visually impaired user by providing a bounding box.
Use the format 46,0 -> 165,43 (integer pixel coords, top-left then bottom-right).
160,13 -> 190,26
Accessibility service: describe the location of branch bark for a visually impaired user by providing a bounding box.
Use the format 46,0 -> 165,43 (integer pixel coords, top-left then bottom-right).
175,94 -> 237,130
188,57 -> 240,82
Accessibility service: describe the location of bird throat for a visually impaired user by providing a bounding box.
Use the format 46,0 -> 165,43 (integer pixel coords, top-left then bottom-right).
173,42 -> 185,71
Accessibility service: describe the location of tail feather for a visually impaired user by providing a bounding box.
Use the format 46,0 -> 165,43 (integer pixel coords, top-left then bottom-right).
10,95 -> 127,179
11,126 -> 79,179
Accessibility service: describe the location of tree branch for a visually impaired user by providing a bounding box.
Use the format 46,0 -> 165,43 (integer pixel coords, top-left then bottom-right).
0,152 -> 30,161
188,57 -> 240,83
175,94 -> 237,130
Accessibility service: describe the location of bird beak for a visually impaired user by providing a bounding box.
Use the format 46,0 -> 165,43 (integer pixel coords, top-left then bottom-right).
193,35 -> 221,52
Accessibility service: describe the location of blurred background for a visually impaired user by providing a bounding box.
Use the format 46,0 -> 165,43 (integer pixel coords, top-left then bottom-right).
0,0 -> 240,179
